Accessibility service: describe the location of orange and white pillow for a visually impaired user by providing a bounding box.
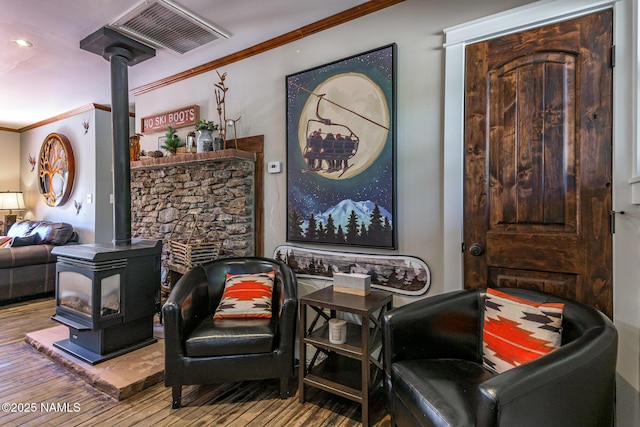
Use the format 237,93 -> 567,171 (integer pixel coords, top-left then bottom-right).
483,288 -> 564,373
213,271 -> 275,320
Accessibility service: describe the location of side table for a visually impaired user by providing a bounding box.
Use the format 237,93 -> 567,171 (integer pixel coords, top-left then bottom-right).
299,286 -> 393,426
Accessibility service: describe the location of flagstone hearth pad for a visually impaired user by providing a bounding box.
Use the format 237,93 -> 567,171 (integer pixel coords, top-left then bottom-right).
25,324 -> 165,400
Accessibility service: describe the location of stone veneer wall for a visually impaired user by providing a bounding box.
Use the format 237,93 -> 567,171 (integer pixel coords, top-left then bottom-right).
130,153 -> 255,283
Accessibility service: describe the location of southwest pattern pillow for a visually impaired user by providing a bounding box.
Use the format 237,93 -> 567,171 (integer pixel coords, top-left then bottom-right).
0,236 -> 11,248
483,288 -> 564,373
213,271 -> 275,319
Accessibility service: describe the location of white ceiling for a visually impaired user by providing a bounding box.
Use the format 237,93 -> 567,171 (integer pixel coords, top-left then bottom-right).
0,0 -> 368,130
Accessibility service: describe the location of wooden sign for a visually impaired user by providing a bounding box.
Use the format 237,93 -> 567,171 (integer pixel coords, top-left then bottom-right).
141,105 -> 200,133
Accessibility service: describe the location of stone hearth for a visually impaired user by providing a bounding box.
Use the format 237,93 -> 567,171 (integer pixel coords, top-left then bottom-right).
25,325 -> 164,400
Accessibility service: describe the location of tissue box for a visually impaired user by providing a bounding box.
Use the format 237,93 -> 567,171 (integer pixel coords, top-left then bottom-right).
333,273 -> 371,296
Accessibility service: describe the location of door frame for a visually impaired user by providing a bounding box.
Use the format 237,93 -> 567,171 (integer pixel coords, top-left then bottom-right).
442,0 -> 638,390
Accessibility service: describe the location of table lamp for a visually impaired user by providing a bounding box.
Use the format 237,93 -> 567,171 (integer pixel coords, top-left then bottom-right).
0,191 -> 25,235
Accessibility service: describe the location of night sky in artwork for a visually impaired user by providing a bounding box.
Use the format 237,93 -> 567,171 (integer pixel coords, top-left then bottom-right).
286,45 -> 395,225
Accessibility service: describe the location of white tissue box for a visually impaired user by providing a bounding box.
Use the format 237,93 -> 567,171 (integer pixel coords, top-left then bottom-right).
333,273 -> 371,296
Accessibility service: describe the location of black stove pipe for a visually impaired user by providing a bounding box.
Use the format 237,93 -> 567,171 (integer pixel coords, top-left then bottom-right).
79,27 -> 155,247
105,46 -> 134,246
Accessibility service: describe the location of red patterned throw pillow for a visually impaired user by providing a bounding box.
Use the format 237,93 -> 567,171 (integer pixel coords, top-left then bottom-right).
0,236 -> 11,248
213,271 -> 275,320
483,288 -> 564,373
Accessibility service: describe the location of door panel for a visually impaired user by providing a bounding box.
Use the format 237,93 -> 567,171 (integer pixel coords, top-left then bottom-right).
488,268 -> 578,301
464,10 -> 613,317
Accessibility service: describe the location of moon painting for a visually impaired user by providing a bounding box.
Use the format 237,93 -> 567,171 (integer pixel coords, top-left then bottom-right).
286,44 -> 396,249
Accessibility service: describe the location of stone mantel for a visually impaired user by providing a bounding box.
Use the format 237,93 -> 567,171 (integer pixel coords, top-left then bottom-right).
131,148 -> 256,170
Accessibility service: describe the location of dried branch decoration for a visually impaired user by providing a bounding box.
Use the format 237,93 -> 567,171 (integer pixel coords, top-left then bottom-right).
214,70 -> 228,142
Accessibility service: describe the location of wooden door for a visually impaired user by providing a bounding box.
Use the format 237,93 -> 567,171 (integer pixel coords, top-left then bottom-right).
463,10 -> 613,317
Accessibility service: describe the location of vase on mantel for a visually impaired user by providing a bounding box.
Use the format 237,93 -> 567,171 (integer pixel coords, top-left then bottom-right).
213,136 -> 224,151
197,129 -> 214,152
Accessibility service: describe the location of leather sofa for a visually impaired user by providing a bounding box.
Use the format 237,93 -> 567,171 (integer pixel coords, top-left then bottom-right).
163,257 -> 298,408
0,220 -> 77,303
382,287 -> 618,427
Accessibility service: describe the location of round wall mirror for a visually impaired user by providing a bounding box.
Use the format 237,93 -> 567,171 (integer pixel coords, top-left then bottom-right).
38,133 -> 75,207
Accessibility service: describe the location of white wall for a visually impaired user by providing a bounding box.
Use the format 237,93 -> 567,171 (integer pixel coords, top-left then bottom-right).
19,108 -> 119,244
0,130 -> 21,192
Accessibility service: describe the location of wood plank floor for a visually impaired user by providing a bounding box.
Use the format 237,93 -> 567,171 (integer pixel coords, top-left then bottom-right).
0,298 -> 391,427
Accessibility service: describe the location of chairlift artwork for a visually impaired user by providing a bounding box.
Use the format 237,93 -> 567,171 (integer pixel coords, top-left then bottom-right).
286,44 -> 396,248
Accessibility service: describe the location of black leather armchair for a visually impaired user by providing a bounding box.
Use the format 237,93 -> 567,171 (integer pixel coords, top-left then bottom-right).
163,257 -> 298,408
382,288 -> 618,427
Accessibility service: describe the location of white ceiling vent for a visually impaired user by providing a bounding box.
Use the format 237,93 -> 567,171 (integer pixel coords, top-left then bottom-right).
110,0 -> 230,55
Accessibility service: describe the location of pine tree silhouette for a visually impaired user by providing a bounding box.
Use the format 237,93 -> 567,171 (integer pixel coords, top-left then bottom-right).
288,205 -> 304,240
306,213 -> 318,241
360,223 -> 368,244
382,216 -> 393,247
346,210 -> 359,244
326,214 -> 337,242
317,222 -> 326,241
368,202 -> 384,236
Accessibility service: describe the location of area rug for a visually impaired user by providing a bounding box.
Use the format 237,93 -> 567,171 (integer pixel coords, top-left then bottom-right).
25,324 -> 165,400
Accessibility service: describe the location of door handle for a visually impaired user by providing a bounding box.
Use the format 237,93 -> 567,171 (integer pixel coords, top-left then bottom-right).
469,243 -> 484,256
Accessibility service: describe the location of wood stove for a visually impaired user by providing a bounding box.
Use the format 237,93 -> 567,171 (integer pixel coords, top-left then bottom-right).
52,27 -> 160,364
51,240 -> 161,364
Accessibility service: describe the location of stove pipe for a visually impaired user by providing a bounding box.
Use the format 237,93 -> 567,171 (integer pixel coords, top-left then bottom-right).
80,28 -> 155,246
105,47 -> 134,246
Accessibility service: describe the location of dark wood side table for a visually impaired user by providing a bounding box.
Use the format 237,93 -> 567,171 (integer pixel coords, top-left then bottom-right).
299,286 -> 393,426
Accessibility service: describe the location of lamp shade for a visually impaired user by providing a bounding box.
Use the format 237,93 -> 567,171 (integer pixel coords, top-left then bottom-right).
0,191 -> 25,213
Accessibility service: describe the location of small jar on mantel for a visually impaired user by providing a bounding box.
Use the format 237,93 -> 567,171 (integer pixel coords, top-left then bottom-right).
197,129 -> 214,152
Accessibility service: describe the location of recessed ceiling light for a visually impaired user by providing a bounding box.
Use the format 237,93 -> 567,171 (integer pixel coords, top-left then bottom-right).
12,39 -> 33,48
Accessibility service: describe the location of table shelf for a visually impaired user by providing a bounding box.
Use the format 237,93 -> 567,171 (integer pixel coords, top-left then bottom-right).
304,354 -> 363,402
304,323 -> 382,359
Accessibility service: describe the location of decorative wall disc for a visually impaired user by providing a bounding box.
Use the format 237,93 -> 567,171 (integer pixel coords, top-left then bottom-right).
38,133 -> 75,207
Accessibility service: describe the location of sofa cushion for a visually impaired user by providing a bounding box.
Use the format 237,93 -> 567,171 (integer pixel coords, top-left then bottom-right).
7,220 -> 37,238
30,221 -> 75,245
391,359 -> 494,427
10,233 -> 42,247
185,316 -> 275,357
7,220 -> 76,245
213,271 -> 275,319
0,244 -> 55,268
483,288 -> 564,373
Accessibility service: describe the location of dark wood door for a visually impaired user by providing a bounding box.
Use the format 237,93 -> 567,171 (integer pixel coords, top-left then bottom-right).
463,10 -> 613,318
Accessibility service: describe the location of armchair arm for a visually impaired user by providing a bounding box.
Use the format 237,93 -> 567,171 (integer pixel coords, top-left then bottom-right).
383,289 -> 482,368
476,322 -> 618,427
274,262 -> 298,372
163,266 -> 210,358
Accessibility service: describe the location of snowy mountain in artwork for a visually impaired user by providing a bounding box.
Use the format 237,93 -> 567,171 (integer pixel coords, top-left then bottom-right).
303,199 -> 392,231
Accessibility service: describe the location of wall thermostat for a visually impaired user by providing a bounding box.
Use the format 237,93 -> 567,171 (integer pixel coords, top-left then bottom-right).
268,161 -> 282,174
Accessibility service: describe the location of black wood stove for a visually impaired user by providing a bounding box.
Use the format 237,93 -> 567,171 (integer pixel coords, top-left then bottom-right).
52,240 -> 161,364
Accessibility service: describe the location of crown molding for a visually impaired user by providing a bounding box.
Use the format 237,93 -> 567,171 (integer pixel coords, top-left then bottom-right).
130,0 -> 404,96
17,104 -> 134,133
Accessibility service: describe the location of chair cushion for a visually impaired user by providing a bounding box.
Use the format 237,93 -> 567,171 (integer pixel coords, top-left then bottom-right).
185,316 -> 276,357
483,288 -> 564,373
391,359 -> 494,427
213,271 -> 275,319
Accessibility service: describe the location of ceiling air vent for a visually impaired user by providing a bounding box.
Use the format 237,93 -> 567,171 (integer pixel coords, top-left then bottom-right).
110,0 -> 229,55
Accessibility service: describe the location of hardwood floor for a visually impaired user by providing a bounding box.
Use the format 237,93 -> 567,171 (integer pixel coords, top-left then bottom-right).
0,298 -> 390,426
